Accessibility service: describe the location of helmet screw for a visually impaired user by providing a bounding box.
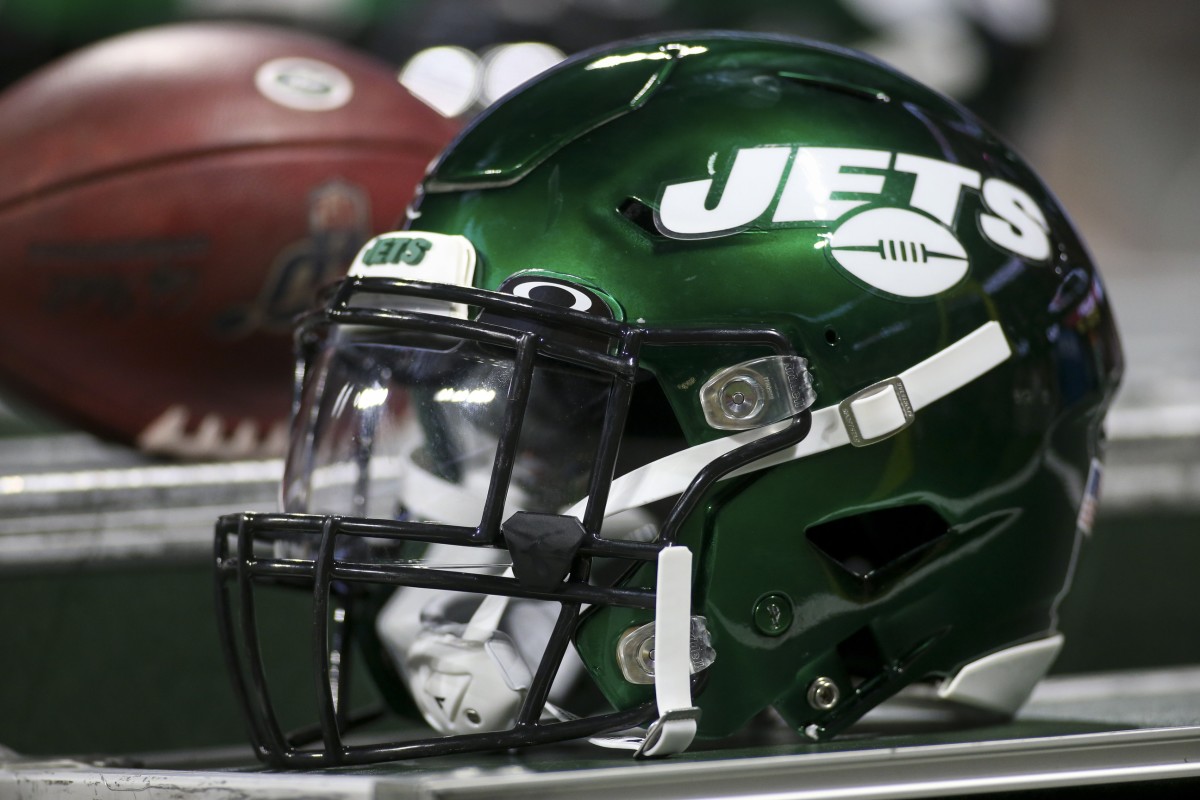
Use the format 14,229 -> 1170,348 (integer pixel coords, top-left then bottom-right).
616,623 -> 657,684
807,676 -> 840,711
720,375 -> 763,420
637,636 -> 657,676
464,708 -> 482,725
752,593 -> 793,636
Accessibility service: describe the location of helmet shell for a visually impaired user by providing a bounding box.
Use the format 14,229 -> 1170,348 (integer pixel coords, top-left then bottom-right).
406,32 -> 1123,737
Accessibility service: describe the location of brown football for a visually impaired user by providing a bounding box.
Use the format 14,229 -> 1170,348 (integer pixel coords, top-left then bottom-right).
0,22 -> 458,458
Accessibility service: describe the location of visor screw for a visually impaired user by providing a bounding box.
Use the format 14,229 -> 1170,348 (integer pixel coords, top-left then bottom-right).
721,375 -> 763,420
753,593 -> 793,636
464,708 -> 482,725
807,676 -> 840,711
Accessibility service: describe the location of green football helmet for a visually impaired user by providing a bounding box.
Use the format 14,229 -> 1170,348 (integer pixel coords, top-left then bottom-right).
216,31 -> 1122,767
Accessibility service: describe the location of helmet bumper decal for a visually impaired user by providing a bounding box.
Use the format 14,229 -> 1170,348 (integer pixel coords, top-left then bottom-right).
347,231 -> 477,318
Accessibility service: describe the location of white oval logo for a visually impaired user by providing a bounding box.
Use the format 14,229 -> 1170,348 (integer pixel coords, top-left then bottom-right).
828,207 -> 969,298
255,57 -> 354,112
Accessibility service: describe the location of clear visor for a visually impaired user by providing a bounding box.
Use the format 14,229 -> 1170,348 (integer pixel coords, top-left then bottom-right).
283,324 -> 612,526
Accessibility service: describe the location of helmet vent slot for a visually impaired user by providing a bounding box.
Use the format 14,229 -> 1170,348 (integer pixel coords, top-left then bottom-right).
836,624 -> 887,684
776,71 -> 891,104
618,197 -> 668,239
806,504 -> 948,580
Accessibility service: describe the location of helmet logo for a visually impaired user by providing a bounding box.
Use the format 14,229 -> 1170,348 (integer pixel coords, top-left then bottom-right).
655,146 -> 1052,296
488,274 -> 621,350
827,207 -> 968,298
509,280 -> 597,313
496,274 -> 619,320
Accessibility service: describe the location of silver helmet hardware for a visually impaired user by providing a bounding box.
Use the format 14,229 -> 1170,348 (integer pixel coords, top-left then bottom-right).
616,616 -> 717,685
807,676 -> 840,711
700,355 -> 816,431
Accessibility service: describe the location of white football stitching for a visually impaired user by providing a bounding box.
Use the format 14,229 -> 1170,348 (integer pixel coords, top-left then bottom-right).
828,207 -> 969,298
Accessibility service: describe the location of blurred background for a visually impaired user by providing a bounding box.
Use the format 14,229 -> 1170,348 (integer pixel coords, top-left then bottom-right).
1,0 -> 1197,762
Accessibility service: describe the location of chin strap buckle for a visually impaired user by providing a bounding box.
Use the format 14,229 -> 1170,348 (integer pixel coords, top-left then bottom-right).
633,545 -> 700,758
838,376 -> 915,446
635,706 -> 702,758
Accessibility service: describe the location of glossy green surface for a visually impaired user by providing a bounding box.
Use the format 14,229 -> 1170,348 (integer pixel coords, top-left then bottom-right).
406,33 -> 1122,741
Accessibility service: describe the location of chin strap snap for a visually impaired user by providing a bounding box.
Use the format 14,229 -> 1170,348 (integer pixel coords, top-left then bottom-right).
635,545 -> 700,758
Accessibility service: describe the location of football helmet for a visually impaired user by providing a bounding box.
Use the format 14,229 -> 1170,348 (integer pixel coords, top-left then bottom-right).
215,32 -> 1122,767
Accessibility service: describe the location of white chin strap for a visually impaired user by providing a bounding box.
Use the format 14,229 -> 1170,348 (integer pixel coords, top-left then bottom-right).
566,321 -> 1012,522
636,545 -> 700,757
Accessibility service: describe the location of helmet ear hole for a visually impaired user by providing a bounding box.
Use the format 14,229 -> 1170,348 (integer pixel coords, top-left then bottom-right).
806,504 -> 949,580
